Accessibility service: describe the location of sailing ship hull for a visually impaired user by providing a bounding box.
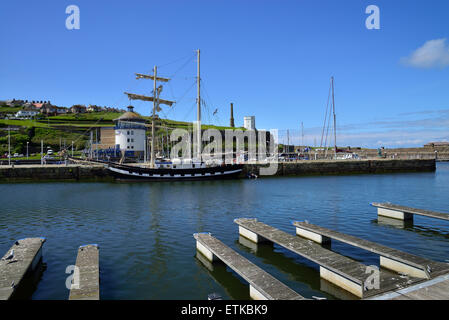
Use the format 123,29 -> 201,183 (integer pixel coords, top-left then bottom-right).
107,163 -> 244,181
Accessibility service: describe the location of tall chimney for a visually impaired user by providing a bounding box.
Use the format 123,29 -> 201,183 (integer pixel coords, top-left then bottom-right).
230,103 -> 235,128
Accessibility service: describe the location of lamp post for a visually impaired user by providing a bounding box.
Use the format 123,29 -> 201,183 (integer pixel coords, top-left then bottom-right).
27,142 -> 29,160
8,127 -> 11,166
72,141 -> 74,157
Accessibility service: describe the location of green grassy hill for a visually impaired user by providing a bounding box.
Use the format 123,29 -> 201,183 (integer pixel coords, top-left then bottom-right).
0,109 -> 242,155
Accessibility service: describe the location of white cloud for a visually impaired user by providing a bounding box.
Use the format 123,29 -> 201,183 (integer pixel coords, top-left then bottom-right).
401,38 -> 449,69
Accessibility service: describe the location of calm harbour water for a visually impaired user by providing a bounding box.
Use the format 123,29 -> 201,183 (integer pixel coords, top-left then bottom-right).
1,163 -> 449,300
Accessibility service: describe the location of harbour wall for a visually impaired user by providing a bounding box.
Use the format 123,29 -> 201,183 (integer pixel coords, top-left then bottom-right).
242,159 -> 436,177
0,159 -> 436,181
0,164 -> 111,182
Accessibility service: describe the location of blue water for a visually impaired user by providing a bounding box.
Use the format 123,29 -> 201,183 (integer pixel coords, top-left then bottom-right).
1,163 -> 448,300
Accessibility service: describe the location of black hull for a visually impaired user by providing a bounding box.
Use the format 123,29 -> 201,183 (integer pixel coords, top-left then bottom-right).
107,163 -> 244,181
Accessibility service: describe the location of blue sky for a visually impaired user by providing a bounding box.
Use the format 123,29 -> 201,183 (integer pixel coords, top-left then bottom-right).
1,0 -> 448,148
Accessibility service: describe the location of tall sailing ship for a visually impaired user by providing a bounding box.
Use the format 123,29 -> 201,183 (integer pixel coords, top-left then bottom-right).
106,50 -> 244,180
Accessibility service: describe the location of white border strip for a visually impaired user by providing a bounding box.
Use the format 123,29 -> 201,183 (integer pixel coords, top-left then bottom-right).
108,167 -> 242,178
367,274 -> 449,300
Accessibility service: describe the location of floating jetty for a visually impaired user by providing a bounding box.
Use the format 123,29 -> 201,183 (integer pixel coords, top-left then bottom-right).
368,274 -> 449,300
293,221 -> 449,280
194,233 -> 304,300
372,202 -> 449,222
0,238 -> 46,300
234,218 -> 424,298
68,244 -> 100,300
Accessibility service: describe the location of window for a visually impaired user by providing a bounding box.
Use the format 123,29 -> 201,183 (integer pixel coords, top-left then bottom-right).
127,146 -> 130,149
127,131 -> 130,135
131,131 -> 134,135
131,139 -> 134,143
127,138 -> 130,142
131,146 -> 134,149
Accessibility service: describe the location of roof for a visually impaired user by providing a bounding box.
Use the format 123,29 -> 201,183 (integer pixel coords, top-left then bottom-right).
114,106 -> 146,122
114,111 -> 146,122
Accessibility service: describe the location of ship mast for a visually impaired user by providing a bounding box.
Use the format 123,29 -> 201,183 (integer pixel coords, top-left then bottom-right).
152,66 -> 157,167
196,49 -> 201,161
125,70 -> 174,168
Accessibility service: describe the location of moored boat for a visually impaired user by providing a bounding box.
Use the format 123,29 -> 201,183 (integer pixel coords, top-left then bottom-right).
106,50 -> 243,181
107,161 -> 243,181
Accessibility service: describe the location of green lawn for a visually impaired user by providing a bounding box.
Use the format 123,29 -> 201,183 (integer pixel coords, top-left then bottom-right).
0,106 -> 23,113
49,112 -> 122,121
9,154 -> 47,160
0,119 -> 50,128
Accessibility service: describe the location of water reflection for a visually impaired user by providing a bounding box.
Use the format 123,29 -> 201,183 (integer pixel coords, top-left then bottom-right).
375,216 -> 414,229
10,259 -> 47,300
195,252 -> 249,300
373,217 -> 449,240
236,236 -> 336,300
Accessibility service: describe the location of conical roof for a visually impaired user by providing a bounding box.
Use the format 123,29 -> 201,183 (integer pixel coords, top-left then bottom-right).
114,106 -> 146,122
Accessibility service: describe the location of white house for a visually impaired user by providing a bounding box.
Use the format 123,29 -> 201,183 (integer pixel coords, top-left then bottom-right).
15,110 -> 39,119
244,116 -> 256,130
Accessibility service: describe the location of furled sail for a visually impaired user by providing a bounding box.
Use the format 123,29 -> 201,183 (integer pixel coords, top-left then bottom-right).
135,73 -> 170,83
124,92 -> 174,107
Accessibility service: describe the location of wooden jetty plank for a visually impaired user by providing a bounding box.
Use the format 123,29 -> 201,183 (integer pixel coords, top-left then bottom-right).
371,202 -> 449,221
194,233 -> 305,300
293,221 -> 449,279
0,238 -> 46,300
69,244 -> 100,300
234,218 -> 424,298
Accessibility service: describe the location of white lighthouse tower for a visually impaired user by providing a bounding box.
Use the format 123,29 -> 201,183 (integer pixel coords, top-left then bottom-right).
114,106 -> 146,156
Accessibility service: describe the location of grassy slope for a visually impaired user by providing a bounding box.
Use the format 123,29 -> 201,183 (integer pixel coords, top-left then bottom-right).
0,111 -> 242,154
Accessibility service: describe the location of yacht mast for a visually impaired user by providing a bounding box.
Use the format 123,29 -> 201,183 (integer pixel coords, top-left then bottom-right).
331,76 -> 337,159
196,49 -> 201,160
